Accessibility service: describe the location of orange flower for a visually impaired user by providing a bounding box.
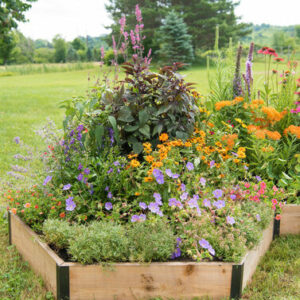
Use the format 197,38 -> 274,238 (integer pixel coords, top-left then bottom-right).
262,106 -> 285,123
275,214 -> 281,221
145,155 -> 154,163
11,208 -> 17,214
266,130 -> 281,141
24,203 -> 31,208
284,125 -> 300,138
135,192 -> 141,196
159,133 -> 169,142
60,212 -> 66,218
128,153 -> 138,159
152,161 -> 163,168
215,100 -> 232,111
130,159 -> 140,168
144,176 -> 153,182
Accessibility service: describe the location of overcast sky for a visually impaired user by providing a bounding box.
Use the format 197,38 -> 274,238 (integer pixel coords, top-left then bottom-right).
18,0 -> 300,41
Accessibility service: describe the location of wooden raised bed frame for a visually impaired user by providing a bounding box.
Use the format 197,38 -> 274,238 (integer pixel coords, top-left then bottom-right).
8,212 -> 285,300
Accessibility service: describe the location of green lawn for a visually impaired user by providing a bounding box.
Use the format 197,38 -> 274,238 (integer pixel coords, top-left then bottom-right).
0,63 -> 299,299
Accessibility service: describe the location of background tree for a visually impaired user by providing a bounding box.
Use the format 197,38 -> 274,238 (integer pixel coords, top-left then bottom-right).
53,35 -> 67,63
157,10 -> 194,64
66,45 -> 79,62
0,32 -> 16,64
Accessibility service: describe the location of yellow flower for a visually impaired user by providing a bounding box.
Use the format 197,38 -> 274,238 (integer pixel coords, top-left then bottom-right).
145,155 -> 154,163
135,192 -> 141,196
144,176 -> 153,182
128,153 -> 138,159
234,159 -> 240,163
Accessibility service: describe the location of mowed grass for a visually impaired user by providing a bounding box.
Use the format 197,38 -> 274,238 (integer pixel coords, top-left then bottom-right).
0,62 -> 299,299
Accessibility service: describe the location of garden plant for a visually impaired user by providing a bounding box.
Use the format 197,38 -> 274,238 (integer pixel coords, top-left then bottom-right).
2,5 -> 299,271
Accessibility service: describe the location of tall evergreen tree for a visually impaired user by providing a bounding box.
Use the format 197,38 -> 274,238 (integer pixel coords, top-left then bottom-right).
157,10 -> 194,64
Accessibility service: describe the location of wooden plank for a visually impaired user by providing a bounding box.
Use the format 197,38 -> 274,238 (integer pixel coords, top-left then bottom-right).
280,204 -> 300,235
10,213 -> 64,297
241,220 -> 274,290
69,262 -> 233,300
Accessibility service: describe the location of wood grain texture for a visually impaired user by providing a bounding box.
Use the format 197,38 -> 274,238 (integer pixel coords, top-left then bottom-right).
10,213 -> 64,297
69,262 -> 233,300
241,220 -> 274,290
280,204 -> 300,235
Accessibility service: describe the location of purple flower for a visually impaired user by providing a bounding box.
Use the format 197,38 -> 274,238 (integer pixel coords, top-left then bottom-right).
256,214 -> 261,221
108,128 -> 114,145
78,163 -> 83,170
171,247 -> 181,259
105,186 -> 109,191
156,175 -> 164,184
199,239 -> 210,249
131,215 -> 140,222
203,198 -> 211,208
69,130 -> 74,137
208,246 -> 215,256
14,137 -> 20,144
139,202 -> 147,210
77,124 -> 84,132
153,168 -> 163,177
148,202 -> 160,213
186,162 -> 194,171
70,138 -> 75,145
153,193 -> 162,205
255,176 -> 262,182
187,198 -> 198,209
165,169 -> 173,178
139,214 -> 146,221
77,133 -> 82,141
226,216 -> 235,225
180,192 -> 188,201
83,177 -> 88,184
230,194 -> 237,200
210,160 -> 215,168
168,198 -> 182,209
105,202 -> 113,210
77,173 -> 83,181
107,168 -> 113,174
213,200 -> 225,209
43,175 -> 52,186
84,168 -> 90,175
107,192 -> 113,199
66,197 -> 76,211
244,165 -> 249,170
180,183 -> 186,192
199,177 -> 206,186
213,189 -> 223,199
113,160 -> 120,166
62,184 -> 71,191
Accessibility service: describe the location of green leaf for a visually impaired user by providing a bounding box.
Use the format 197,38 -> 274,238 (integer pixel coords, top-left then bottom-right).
95,125 -> 104,146
108,116 -> 120,144
117,106 -> 134,122
75,102 -> 85,119
156,105 -> 170,116
124,124 -> 139,132
138,109 -> 149,126
139,125 -> 150,139
132,142 -> 143,154
282,172 -> 292,180
153,123 -> 163,136
295,164 -> 300,173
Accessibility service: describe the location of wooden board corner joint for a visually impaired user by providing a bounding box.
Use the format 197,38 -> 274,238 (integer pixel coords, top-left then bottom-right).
56,263 -> 70,300
273,216 -> 280,239
230,263 -> 244,299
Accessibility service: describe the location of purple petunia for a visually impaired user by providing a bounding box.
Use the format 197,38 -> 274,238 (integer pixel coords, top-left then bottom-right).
203,198 -> 211,208
139,202 -> 147,210
180,192 -> 188,201
43,175 -> 52,186
62,184 -> 71,191
199,239 -> 215,256
199,177 -> 206,186
213,189 -> 223,198
84,168 -> 90,175
66,196 -> 76,211
153,193 -> 162,205
105,202 -> 113,210
213,200 -> 225,209
186,162 -> 194,171
78,163 -> 83,170
168,198 -> 183,209
226,216 -> 235,225
77,173 -> 83,181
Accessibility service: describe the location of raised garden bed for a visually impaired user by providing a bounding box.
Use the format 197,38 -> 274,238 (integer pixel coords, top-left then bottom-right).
9,212 -> 278,300
280,204 -> 300,235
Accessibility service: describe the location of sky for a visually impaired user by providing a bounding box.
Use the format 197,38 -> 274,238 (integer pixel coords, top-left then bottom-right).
18,0 -> 300,41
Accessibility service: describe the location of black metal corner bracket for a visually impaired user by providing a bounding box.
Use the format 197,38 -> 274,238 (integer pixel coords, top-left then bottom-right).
56,264 -> 70,300
8,211 -> 12,245
273,216 -> 280,239
230,263 -> 244,299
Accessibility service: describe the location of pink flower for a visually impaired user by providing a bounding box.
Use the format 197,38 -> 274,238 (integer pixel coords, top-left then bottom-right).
272,198 -> 278,205
119,16 -> 126,34
244,182 -> 250,188
100,47 -> 105,60
260,181 -> 266,189
130,30 -> 136,45
135,4 -> 142,23
272,185 -> 278,192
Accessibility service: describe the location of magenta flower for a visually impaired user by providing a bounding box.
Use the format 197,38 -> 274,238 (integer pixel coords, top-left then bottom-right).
135,4 -> 142,22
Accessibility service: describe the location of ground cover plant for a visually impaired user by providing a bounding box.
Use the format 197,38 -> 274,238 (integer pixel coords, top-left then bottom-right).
2,6 -> 297,270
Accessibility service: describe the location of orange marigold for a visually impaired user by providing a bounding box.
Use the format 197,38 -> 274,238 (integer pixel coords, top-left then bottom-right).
145,155 -> 154,163
159,133 -> 169,142
130,159 -> 140,168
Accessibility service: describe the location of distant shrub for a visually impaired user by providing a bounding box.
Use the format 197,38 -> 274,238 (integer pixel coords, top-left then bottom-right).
104,49 -> 125,65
